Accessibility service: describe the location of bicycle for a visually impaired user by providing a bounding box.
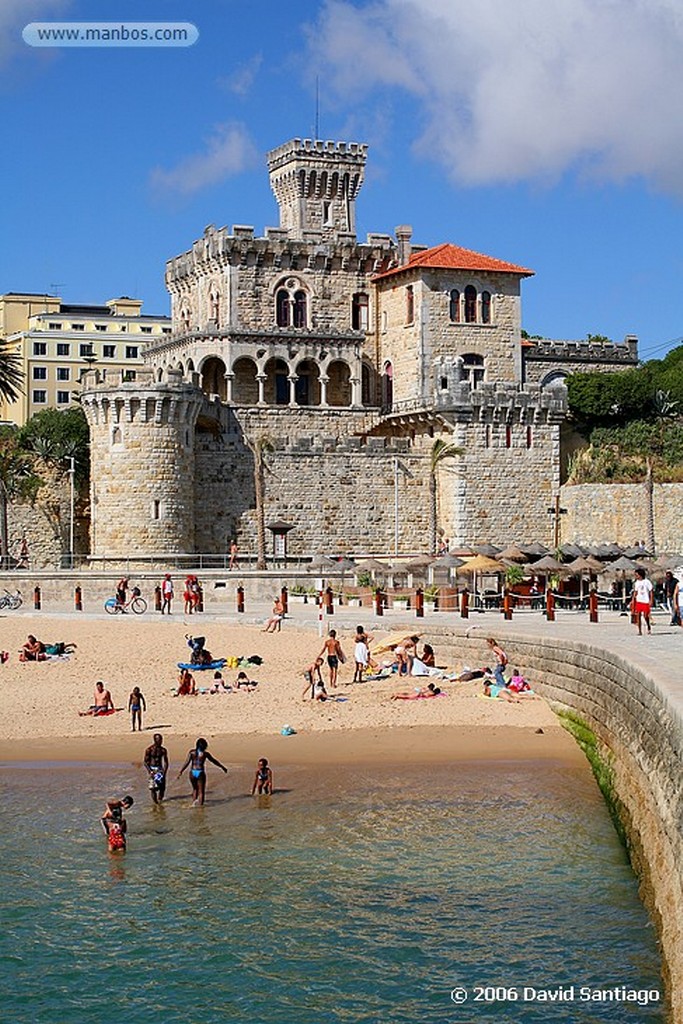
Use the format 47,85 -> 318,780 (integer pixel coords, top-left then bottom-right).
0,589 -> 22,611
104,587 -> 147,615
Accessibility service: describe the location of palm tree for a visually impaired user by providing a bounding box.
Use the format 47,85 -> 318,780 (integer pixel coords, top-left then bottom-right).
0,339 -> 24,405
244,434 -> 274,570
428,439 -> 463,554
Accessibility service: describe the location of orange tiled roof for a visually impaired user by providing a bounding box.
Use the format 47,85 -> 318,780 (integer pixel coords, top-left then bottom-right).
374,242 -> 534,280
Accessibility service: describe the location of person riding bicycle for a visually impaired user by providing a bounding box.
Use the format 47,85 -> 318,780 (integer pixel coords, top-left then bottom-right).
116,577 -> 129,609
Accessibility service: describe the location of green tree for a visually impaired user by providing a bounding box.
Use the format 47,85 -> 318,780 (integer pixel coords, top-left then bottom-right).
17,407 -> 90,486
428,439 -> 463,554
0,428 -> 41,568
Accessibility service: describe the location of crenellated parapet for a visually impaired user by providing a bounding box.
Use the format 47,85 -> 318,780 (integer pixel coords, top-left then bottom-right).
524,335 -> 639,365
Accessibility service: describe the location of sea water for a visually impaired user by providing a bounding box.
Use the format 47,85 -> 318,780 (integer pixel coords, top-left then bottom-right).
0,758 -> 664,1024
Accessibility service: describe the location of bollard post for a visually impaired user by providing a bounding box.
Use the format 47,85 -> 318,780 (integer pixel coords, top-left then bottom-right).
374,588 -> 383,617
34,585 -> 41,610
75,585 -> 83,612
546,589 -> 555,622
154,585 -> 162,612
236,586 -> 245,613
460,588 -> 469,619
197,584 -> 204,613
280,585 -> 288,615
589,589 -> 599,623
503,588 -> 513,621
324,586 -> 334,615
415,587 -> 424,618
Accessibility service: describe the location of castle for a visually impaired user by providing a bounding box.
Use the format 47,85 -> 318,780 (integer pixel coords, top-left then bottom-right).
80,138 -> 638,561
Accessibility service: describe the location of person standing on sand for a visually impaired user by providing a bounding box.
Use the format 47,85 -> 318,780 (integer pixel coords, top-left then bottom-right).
319,629 -> 345,688
116,576 -> 129,610
128,686 -> 146,731
161,574 -> 174,615
486,637 -> 508,687
144,734 -> 169,804
631,567 -> 653,635
177,738 -> 228,806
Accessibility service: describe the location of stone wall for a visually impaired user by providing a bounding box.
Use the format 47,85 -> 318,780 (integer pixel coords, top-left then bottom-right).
560,482 -> 683,551
195,429 -> 430,557
427,626 -> 682,1017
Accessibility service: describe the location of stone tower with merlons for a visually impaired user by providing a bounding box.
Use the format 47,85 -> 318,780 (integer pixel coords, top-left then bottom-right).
79,137 -> 636,563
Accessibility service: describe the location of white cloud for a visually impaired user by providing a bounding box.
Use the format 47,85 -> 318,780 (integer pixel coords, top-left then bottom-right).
150,122 -> 259,196
218,54 -> 263,97
0,0 -> 73,68
311,0 -> 683,194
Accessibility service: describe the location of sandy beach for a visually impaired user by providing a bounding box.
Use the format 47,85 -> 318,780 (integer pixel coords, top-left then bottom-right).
0,613 -> 578,766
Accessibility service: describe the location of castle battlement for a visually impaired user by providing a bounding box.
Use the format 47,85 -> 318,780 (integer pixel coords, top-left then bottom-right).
165,224 -> 395,284
524,335 -> 638,364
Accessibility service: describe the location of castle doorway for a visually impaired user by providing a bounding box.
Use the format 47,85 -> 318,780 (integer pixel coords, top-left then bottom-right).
201,356 -> 227,401
295,360 -> 320,406
327,360 -> 351,406
232,357 -> 259,405
381,361 -> 393,409
264,358 -> 290,405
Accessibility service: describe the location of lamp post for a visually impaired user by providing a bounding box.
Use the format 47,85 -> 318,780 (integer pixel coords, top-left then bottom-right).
68,457 -> 76,569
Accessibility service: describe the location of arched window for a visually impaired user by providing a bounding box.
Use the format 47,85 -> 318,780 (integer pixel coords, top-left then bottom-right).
276,289 -> 289,328
449,289 -> 460,323
481,291 -> 491,324
464,286 -> 477,323
352,292 -> 369,331
462,353 -> 485,388
381,361 -> 393,408
406,285 -> 414,324
293,291 -> 307,328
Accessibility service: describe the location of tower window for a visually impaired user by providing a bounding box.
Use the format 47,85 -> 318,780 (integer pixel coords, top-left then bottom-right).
505,425 -> 512,448
276,289 -> 289,327
462,353 -> 485,388
449,289 -> 460,323
464,285 -> 477,323
405,285 -> 414,325
293,291 -> 307,328
526,425 -> 533,449
153,500 -> 160,520
275,281 -> 309,329
351,292 -> 369,331
482,291 -> 491,324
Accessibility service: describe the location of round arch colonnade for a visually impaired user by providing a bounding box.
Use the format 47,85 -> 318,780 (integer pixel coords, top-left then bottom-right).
158,344 -> 377,409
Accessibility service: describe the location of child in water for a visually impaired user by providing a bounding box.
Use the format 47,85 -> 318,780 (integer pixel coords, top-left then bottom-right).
128,686 -> 146,731
101,796 -> 134,853
251,757 -> 273,795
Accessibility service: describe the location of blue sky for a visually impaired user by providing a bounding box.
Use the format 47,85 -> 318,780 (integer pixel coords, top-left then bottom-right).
2,0 -> 683,360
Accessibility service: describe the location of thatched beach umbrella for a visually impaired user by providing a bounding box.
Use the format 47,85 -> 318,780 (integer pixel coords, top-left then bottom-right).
498,543 -> 529,563
564,556 -> 599,600
473,543 -> 501,557
559,542 -> 586,560
521,541 -> 550,558
529,555 -> 566,574
602,555 -> 642,601
429,552 -> 465,586
308,552 -> 336,571
459,554 -> 505,601
622,545 -> 653,559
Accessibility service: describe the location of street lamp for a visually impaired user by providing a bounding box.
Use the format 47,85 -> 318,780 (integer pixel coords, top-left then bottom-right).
68,457 -> 76,569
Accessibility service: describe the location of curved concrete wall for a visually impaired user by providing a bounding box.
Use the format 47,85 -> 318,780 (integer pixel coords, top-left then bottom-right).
436,627 -> 682,1020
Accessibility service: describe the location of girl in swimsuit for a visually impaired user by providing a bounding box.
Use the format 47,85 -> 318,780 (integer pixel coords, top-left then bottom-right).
251,757 -> 273,795
177,738 -> 228,806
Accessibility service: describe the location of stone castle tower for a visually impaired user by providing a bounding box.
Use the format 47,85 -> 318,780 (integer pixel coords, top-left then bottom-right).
80,138 -> 637,563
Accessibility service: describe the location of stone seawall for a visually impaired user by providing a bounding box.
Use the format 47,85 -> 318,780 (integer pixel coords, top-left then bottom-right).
560,482 -> 683,552
432,626 -> 682,1019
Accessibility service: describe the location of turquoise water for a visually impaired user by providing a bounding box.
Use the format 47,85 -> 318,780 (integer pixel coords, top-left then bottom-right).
0,758 -> 664,1023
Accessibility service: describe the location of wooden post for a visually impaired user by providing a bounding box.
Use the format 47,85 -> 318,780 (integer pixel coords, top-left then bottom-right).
545,589 -> 555,622
503,588 -> 513,620
415,588 -> 424,618
75,585 -> 83,612
236,586 -> 245,613
589,589 -> 599,623
460,588 -> 469,618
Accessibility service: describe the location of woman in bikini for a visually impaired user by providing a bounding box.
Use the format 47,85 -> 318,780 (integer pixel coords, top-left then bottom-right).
177,738 -> 228,806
